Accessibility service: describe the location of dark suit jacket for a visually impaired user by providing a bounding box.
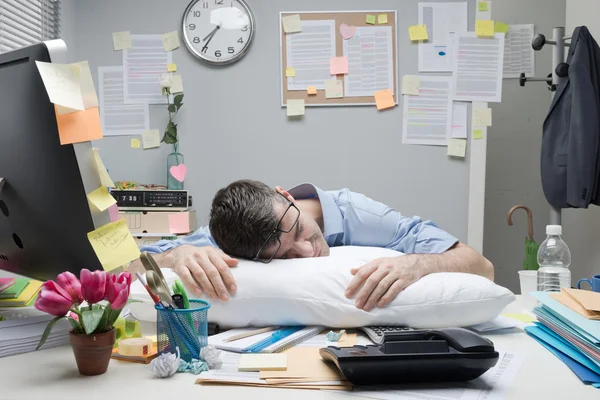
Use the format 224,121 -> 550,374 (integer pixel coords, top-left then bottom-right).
541,26 -> 600,209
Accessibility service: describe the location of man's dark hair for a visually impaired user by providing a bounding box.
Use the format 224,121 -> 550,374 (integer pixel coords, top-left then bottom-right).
209,180 -> 288,259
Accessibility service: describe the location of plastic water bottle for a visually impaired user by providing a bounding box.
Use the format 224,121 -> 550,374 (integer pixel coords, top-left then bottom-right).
536,225 -> 571,292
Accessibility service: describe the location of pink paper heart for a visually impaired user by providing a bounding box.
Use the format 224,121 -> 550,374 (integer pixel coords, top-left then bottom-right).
340,23 -> 357,40
169,164 -> 187,182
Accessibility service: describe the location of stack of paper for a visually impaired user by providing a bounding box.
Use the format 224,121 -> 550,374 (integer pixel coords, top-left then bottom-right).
0,312 -> 70,358
0,279 -> 42,307
526,291 -> 600,388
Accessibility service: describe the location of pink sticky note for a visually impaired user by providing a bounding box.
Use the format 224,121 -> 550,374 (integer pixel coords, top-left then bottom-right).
169,163 -> 187,182
108,203 -> 119,222
168,212 -> 190,234
330,56 -> 348,75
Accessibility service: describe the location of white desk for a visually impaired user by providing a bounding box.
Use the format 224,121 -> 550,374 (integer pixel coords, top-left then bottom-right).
1,296 -> 598,399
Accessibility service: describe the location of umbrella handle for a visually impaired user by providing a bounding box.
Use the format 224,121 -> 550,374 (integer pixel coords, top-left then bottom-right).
507,205 -> 534,241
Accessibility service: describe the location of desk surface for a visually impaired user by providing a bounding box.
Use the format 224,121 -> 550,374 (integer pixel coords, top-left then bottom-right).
1,296 -> 598,400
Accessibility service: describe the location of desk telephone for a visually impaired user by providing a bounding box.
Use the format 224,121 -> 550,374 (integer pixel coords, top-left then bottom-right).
320,328 -> 499,385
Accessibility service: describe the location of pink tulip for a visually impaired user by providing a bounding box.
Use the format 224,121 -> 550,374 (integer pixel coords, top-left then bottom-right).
80,269 -> 108,304
106,272 -> 132,309
56,271 -> 83,305
34,281 -> 73,317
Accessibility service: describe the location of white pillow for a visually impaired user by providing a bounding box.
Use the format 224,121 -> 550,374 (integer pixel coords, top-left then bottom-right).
129,246 -> 515,329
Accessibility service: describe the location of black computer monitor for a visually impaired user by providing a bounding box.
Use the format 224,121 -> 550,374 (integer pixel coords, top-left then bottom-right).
0,41 -> 108,281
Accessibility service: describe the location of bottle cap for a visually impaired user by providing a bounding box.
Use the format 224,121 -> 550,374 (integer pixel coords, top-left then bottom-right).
546,225 -> 562,235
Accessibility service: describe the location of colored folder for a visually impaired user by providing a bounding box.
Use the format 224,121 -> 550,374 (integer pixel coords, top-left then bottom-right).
0,280 -> 41,307
0,278 -> 29,299
0,278 -> 15,293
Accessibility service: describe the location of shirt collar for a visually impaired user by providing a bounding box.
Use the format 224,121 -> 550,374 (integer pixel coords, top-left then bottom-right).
287,183 -> 344,238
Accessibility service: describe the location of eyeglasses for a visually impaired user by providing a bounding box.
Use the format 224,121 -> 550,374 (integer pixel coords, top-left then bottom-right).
253,195 -> 300,264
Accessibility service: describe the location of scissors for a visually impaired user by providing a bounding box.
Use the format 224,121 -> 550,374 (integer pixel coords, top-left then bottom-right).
140,252 -> 172,300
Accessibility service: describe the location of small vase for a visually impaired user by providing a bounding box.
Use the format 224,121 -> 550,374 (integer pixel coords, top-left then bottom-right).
69,328 -> 116,376
167,143 -> 184,190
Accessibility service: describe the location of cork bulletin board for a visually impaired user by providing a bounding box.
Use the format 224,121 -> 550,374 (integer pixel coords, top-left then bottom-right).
279,11 -> 399,107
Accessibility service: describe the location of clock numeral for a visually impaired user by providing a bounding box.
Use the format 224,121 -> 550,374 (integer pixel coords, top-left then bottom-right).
193,10 -> 201,17
215,50 -> 222,57
202,47 -> 208,54
237,37 -> 243,44
228,47 -> 235,54
241,25 -> 249,32
193,37 -> 201,44
215,0 -> 223,4
189,23 -> 196,30
203,1 -> 208,8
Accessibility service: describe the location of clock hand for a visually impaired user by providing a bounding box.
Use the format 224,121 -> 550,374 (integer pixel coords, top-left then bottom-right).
203,25 -> 220,42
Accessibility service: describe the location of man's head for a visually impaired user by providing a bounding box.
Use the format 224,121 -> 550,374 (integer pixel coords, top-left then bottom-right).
209,180 -> 330,261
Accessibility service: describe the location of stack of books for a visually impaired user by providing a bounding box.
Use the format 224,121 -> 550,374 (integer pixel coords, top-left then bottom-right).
0,278 -> 42,307
526,290 -> 600,388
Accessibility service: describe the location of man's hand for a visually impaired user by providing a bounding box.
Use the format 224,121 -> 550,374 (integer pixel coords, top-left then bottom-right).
345,256 -> 421,311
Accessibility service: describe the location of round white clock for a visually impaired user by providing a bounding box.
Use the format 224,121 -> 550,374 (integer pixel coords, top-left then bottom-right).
182,0 -> 255,65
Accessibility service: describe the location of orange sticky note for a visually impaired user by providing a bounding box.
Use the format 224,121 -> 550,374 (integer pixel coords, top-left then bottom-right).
55,106 -> 103,145
307,86 -> 317,95
374,89 -> 395,110
330,56 -> 348,75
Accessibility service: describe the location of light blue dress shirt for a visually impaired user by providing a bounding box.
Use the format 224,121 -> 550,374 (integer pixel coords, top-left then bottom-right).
140,183 -> 458,255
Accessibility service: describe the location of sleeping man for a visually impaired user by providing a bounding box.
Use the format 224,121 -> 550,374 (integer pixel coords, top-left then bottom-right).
129,180 -> 494,311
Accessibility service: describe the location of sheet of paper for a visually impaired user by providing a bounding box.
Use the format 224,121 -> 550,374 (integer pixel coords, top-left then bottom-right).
282,14 -> 302,33
167,63 -> 177,72
161,31 -> 180,52
374,89 -> 395,110
98,66 -> 150,136
325,79 -> 343,98
343,26 -> 394,97
503,24 -> 535,78
448,138 -> 467,158
92,148 -> 115,188
286,20 -> 335,91
402,76 -> 453,146
418,2 -> 468,72
142,129 -> 161,149
56,61 -> 99,115
113,31 -> 132,51
286,99 -> 305,116
402,75 -> 420,95
366,15 -> 376,25
239,354 -> 287,372
87,186 -> 117,212
87,219 -> 141,271
168,213 -> 190,234
471,101 -> 489,140
108,204 -> 119,223
473,108 -> 492,127
409,24 -> 428,41
55,106 -> 103,145
476,0 -> 492,20
476,20 -> 495,37
469,316 -> 517,333
130,138 -> 141,148
452,32 -> 505,102
307,86 -> 317,95
170,75 -> 183,93
451,102 -> 469,139
378,14 -> 388,24
35,62 -> 84,111
123,35 -> 173,104
329,56 -> 348,75
495,21 -> 510,34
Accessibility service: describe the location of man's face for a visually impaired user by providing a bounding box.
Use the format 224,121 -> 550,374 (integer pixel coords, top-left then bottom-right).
259,200 -> 330,260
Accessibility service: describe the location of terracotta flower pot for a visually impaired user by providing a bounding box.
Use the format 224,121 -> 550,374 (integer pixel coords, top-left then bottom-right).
69,329 -> 116,376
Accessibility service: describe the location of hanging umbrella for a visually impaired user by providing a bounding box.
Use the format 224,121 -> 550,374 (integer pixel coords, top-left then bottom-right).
507,205 -> 539,271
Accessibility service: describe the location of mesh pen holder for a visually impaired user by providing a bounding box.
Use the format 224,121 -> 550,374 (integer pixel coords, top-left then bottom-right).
156,299 -> 210,363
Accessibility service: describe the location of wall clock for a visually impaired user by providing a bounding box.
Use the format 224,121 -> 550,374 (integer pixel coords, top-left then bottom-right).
182,0 -> 255,66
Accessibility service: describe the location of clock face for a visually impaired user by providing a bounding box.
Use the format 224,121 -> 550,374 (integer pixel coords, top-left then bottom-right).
182,0 -> 255,65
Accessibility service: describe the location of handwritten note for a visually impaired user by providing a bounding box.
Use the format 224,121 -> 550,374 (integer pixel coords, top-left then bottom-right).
473,108 -> 492,126
167,63 -> 177,72
282,14 -> 302,33
287,99 -> 305,117
307,86 -> 317,95
448,138 -> 467,158
476,20 -> 495,37
374,89 -> 395,110
87,186 -> 116,212
286,67 -> 296,77
112,31 -> 132,51
378,14 -> 388,24
87,219 -> 141,271
108,204 -> 119,222
478,1 -> 489,11
329,56 -> 348,75
366,15 -> 376,25
325,79 -> 343,99
55,106 -> 103,145
130,138 -> 141,149
170,75 -> 184,93
402,75 -> 420,95
161,31 -> 180,52
495,21 -> 510,34
168,213 -> 191,234
142,129 -> 161,149
409,24 -> 429,41
35,61 -> 85,111
473,129 -> 484,140
93,148 -> 115,188
56,61 -> 98,115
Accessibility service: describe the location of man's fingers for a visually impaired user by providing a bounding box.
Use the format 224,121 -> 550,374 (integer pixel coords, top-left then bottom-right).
186,259 -> 218,299
377,280 -> 408,308
218,249 -> 239,267
209,253 -> 237,297
202,255 -> 229,301
354,268 -> 389,309
363,274 -> 395,311
174,262 -> 204,297
345,263 -> 376,298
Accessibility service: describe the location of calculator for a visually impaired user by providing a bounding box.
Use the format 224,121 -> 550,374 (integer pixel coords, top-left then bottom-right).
359,326 -> 414,344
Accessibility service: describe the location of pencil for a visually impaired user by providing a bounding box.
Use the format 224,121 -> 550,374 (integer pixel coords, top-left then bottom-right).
223,326 -> 280,342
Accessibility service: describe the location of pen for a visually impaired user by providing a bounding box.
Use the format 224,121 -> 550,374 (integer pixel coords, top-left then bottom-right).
223,326 -> 280,343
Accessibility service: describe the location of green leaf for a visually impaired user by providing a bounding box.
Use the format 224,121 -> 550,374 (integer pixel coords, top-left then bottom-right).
161,87 -> 167,96
168,104 -> 176,113
106,307 -> 123,330
174,94 -> 184,110
36,316 -> 66,350
82,309 -> 105,335
68,317 -> 83,334
97,306 -> 110,332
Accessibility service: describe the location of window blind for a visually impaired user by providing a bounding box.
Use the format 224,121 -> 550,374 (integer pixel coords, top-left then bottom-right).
0,0 -> 61,53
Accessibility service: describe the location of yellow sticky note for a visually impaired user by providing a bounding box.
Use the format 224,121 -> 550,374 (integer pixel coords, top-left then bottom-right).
286,67 -> 296,77
374,89 -> 395,110
325,79 -> 343,99
287,99 -> 305,117
282,14 -> 302,33
503,313 -> 536,323
409,24 -> 429,41
473,108 -> 492,127
473,129 -> 484,140
448,138 -> 467,158
87,186 -> 117,212
92,148 -> 115,188
130,138 -> 141,149
161,31 -> 180,52
167,63 -> 177,72
239,354 -> 288,372
87,219 -> 141,271
495,21 -> 510,34
35,62 -> 84,111
112,31 -> 132,51
307,86 -> 317,95
402,75 -> 420,96
170,75 -> 183,93
142,129 -> 161,149
478,1 -> 489,11
366,15 -> 376,25
476,20 -> 495,37
378,14 -> 388,24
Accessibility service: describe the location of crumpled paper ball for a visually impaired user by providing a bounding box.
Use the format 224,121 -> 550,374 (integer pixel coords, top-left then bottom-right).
150,347 -> 181,378
200,345 -> 223,369
189,359 -> 210,375
326,330 -> 346,341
